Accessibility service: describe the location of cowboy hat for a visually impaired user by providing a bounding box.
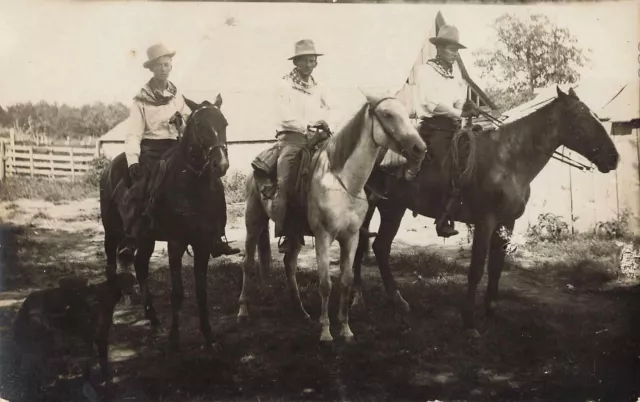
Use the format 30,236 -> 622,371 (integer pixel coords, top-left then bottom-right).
429,25 -> 466,49
143,43 -> 176,69
288,39 -> 324,60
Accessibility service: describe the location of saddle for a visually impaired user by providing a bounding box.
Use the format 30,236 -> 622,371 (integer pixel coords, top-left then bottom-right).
251,130 -> 331,236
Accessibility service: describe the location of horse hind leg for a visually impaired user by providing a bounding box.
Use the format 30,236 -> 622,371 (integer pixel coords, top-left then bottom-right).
283,236 -> 309,321
485,220 -> 515,318
134,239 -> 159,328
371,200 -> 410,313
257,223 -> 272,279
238,188 -> 268,323
338,232 -> 359,343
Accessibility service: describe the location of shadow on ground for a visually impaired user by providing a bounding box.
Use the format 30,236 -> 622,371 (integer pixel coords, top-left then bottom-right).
0,223 -> 639,401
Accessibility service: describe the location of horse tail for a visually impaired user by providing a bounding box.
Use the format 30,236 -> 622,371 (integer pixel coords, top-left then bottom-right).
450,127 -> 477,187
244,173 -> 272,278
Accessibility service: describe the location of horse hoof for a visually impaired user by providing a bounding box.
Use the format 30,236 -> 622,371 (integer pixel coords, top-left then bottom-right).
343,335 -> 355,344
204,342 -> 222,355
320,330 -> 334,343
393,291 -> 411,314
464,329 -> 481,339
237,314 -> 250,324
351,293 -> 366,311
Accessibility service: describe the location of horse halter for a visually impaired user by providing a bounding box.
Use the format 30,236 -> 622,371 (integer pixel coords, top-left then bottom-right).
183,104 -> 226,177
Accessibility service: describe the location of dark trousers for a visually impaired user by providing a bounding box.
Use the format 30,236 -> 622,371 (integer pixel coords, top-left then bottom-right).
273,131 -> 308,237
418,116 -> 462,228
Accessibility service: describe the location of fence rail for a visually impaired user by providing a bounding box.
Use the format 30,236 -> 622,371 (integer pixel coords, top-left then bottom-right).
1,130 -> 99,180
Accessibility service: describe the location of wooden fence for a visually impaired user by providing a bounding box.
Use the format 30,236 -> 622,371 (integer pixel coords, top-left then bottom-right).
0,130 -> 99,181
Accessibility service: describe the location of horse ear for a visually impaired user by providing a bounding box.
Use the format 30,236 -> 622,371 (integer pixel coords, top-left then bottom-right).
183,96 -> 199,112
214,93 -> 223,108
568,87 -> 579,99
556,86 -> 567,98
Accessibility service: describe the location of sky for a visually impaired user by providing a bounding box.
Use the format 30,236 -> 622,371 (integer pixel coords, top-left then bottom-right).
0,0 -> 637,108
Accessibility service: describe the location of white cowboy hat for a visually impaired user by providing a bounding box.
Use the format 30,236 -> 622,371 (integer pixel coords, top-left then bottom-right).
429,25 -> 467,49
288,39 -> 324,60
143,43 -> 176,69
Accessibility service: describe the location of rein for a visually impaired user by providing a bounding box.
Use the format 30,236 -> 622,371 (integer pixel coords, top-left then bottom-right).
182,105 -> 226,177
333,96 -> 399,201
474,104 -> 594,172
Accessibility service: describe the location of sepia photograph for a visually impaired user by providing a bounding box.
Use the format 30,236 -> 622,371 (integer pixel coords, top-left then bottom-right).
0,0 -> 638,401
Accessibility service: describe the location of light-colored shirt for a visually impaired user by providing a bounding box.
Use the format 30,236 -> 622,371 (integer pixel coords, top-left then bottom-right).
414,60 -> 467,120
275,76 -> 330,135
124,89 -> 190,166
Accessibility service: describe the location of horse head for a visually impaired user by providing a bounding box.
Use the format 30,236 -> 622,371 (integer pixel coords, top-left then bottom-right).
363,92 -> 427,163
554,86 -> 619,173
182,96 -> 229,177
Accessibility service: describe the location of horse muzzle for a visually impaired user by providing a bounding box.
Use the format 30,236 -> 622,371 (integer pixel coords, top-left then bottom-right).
594,148 -> 620,173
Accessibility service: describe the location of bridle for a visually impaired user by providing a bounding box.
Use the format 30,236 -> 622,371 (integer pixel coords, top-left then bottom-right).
181,104 -> 227,177
334,96 -> 422,200
474,99 -> 594,172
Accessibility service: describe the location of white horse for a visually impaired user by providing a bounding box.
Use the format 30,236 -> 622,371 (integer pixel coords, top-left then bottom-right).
238,93 -> 427,342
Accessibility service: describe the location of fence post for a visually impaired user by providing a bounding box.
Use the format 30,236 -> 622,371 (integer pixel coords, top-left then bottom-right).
0,140 -> 4,182
50,149 -> 54,178
70,147 -> 75,181
9,128 -> 15,176
29,146 -> 34,178
95,141 -> 101,158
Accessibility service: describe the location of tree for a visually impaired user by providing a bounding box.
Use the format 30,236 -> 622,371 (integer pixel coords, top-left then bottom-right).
474,13 -> 590,112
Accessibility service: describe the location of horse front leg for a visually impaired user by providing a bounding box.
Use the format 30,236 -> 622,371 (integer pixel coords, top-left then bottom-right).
283,236 -> 309,320
134,238 -> 159,328
371,200 -> 410,313
338,231 -> 359,343
192,237 -> 215,352
462,214 -> 497,338
168,240 -> 187,352
352,202 -> 377,311
315,231 -> 335,342
485,220 -> 515,318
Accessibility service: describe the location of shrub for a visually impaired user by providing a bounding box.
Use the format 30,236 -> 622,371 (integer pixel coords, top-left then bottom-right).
525,213 -> 570,243
84,155 -> 111,188
593,209 -> 632,240
222,169 -> 248,204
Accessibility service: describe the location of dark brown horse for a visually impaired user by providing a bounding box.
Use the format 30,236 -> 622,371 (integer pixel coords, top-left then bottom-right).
352,87 -> 620,337
99,96 -> 229,351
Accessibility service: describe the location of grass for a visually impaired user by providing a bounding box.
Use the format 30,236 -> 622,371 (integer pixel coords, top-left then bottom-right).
0,177 -> 99,203
1,220 -> 638,402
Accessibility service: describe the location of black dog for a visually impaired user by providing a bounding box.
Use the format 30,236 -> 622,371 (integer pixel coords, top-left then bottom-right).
13,272 -> 136,382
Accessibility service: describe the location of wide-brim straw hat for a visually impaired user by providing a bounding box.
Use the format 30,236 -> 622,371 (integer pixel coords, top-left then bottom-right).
429,25 -> 466,49
143,43 -> 176,69
288,39 -> 324,60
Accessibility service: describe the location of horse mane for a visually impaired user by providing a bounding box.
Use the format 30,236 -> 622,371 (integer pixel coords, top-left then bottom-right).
325,102 -> 368,173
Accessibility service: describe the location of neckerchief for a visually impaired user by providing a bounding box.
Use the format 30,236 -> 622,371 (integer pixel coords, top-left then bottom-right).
284,68 -> 317,95
134,79 -> 178,106
427,57 -> 454,79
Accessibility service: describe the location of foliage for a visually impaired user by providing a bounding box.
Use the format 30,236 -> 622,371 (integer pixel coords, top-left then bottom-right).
484,87 -> 538,114
593,209 -> 633,240
221,169 -> 248,204
0,101 -> 129,141
526,212 -> 570,243
84,155 -> 111,188
474,13 -> 589,112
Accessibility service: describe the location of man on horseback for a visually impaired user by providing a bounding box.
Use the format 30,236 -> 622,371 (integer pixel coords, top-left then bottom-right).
412,25 -> 481,238
273,39 -> 331,253
118,43 -> 239,259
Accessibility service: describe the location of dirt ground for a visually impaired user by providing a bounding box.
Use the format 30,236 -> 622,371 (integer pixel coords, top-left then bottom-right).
0,197 -> 639,402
